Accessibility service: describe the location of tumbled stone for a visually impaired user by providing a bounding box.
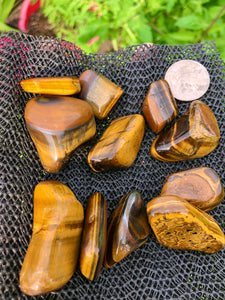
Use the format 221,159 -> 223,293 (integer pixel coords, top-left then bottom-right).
161,166 -> 224,211
88,114 -> 145,172
80,193 -> 107,280
143,79 -> 178,133
104,191 -> 150,268
21,76 -> 81,95
25,95 -> 96,173
79,70 -> 123,119
20,181 -> 84,296
151,100 -> 220,161
147,195 -> 225,253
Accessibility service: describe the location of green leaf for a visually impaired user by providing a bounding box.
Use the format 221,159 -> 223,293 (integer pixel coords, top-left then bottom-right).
0,21 -> 19,32
0,0 -> 16,23
167,31 -> 198,42
175,14 -> 207,30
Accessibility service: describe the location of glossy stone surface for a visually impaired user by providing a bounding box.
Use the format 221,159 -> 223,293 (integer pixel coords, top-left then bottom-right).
151,100 -> 220,161
25,95 -> 96,173
88,114 -> 145,172
79,70 -> 123,119
105,191 -> 150,268
80,193 -> 107,280
20,76 -> 81,95
143,79 -> 178,133
20,181 -> 84,296
161,167 -> 224,211
147,195 -> 225,253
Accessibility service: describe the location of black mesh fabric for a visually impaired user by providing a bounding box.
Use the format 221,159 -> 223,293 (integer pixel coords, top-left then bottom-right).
0,32 -> 225,300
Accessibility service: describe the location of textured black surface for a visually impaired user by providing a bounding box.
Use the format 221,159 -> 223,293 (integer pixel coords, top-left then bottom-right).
0,32 -> 225,300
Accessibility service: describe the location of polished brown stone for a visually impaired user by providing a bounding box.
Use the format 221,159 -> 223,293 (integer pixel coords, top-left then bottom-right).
87,114 -> 145,172
147,195 -> 225,253
104,191 -> 150,268
20,181 -> 84,296
20,76 -> 81,95
151,100 -> 220,161
161,167 -> 224,211
80,193 -> 107,281
143,79 -> 178,133
25,95 -> 96,173
79,70 -> 123,119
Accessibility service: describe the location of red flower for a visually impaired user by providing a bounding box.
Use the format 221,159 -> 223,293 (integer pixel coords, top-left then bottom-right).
88,2 -> 99,12
87,36 -> 100,47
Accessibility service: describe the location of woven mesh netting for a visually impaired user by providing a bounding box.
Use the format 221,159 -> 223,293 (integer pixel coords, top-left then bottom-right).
0,31 -> 225,300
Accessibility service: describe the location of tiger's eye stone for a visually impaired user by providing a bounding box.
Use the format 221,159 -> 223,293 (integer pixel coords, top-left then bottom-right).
87,114 -> 145,172
80,193 -> 107,280
143,79 -> 178,133
20,181 -> 84,296
21,76 -> 81,95
161,167 -> 224,211
79,70 -> 123,119
104,191 -> 150,268
151,100 -> 220,161
147,195 -> 225,253
24,95 -> 96,173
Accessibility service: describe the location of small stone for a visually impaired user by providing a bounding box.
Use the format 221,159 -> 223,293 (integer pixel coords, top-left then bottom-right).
104,191 -> 150,268
151,100 -> 220,161
143,79 -> 178,133
147,195 -> 225,253
161,166 -> 224,211
79,70 -> 123,119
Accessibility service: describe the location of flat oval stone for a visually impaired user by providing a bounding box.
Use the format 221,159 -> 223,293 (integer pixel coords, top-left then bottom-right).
20,76 -> 81,95
161,166 -> 224,211
25,95 -> 96,173
87,114 -> 145,172
79,70 -> 123,119
147,195 -> 225,253
20,181 -> 84,296
151,100 -> 220,161
80,193 -> 107,281
105,191 -> 150,268
143,79 -> 178,133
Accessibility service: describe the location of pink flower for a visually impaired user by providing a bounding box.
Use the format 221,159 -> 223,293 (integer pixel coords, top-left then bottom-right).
18,0 -> 40,32
87,36 -> 100,47
88,2 -> 99,12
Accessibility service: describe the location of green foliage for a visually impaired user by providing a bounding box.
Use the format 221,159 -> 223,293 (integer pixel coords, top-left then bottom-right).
41,0 -> 225,60
0,0 -> 19,32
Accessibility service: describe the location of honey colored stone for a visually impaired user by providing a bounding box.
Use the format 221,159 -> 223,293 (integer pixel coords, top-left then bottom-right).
143,79 -> 178,133
21,76 -> 81,95
87,114 -> 145,172
151,100 -> 220,161
104,191 -> 150,268
25,95 -> 96,173
20,181 -> 84,296
80,193 -> 107,280
147,195 -> 225,253
161,167 -> 224,211
79,70 -> 123,119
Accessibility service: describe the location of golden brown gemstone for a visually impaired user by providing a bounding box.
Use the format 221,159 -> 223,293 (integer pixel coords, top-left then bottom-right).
79,70 -> 123,119
146,195 -> 225,253
80,193 -> 107,280
24,95 -> 96,173
142,79 -> 178,133
151,100 -> 220,161
20,181 -> 84,296
87,114 -> 145,172
161,166 -> 224,211
20,76 -> 81,95
104,191 -> 150,268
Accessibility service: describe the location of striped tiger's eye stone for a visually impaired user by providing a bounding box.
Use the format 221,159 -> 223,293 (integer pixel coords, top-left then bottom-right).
20,181 -> 84,296
161,166 -> 224,211
151,100 -> 220,161
21,76 -> 81,95
143,79 -> 178,133
88,114 -> 145,172
147,195 -> 225,253
104,191 -> 150,268
79,70 -> 123,119
25,95 -> 96,173
80,193 -> 107,280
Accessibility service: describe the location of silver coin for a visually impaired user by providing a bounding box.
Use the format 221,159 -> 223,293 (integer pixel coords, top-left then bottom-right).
164,60 -> 210,101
